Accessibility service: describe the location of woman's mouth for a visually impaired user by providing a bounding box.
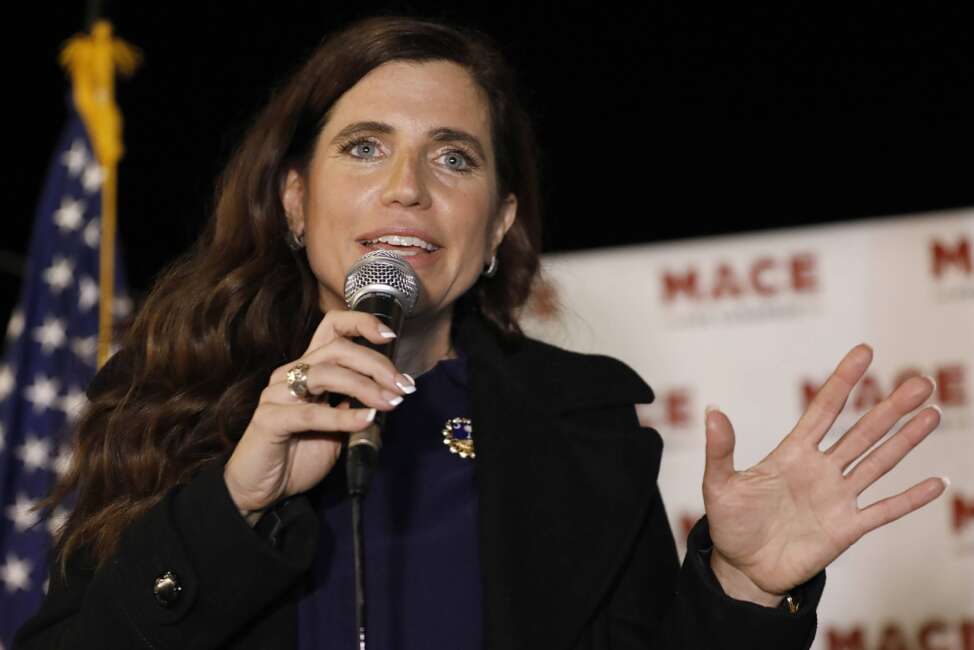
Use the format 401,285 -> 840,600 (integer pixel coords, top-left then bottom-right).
357,234 -> 442,268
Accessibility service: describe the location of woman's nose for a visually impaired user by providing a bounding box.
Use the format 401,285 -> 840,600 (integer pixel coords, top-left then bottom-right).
380,152 -> 431,209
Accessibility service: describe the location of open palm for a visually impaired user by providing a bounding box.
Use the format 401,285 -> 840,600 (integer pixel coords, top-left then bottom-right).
702,344 -> 946,596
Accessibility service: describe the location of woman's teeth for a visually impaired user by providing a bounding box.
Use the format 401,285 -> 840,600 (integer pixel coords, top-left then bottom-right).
361,235 -> 440,254
376,247 -> 420,257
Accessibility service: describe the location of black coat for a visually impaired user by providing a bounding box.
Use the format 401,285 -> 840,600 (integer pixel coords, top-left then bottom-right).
15,315 -> 825,649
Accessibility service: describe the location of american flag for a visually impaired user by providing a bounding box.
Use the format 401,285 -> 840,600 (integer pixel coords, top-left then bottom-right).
0,97 -> 129,647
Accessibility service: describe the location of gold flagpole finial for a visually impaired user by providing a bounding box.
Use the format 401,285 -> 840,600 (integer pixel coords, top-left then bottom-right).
59,19 -> 141,169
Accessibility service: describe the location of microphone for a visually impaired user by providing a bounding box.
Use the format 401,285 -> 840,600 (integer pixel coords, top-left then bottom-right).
342,249 -> 420,495
342,249 -> 421,649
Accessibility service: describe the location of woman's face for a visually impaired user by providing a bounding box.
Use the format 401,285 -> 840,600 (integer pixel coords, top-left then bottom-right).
283,60 -> 517,318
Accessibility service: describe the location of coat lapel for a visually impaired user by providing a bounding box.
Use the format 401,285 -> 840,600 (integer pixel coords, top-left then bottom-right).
458,316 -> 662,649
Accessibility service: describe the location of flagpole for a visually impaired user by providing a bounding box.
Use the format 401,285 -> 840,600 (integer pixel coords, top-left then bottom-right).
98,158 -> 117,367
85,0 -> 105,29
86,0 -> 111,369
59,10 -> 139,367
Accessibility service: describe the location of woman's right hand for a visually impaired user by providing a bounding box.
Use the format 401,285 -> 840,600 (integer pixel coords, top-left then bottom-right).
223,311 -> 415,525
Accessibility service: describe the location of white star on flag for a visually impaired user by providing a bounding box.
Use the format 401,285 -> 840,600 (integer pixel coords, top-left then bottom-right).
0,365 -> 13,400
60,139 -> 88,177
15,435 -> 51,473
0,554 -> 33,593
47,507 -> 69,537
113,296 -> 133,318
53,197 -> 86,233
42,257 -> 74,294
32,318 -> 67,354
59,388 -> 87,424
52,445 -> 74,478
71,337 -> 97,365
83,219 -> 99,248
78,276 -> 98,311
5,495 -> 40,533
81,163 -> 104,193
24,376 -> 60,413
6,309 -> 24,340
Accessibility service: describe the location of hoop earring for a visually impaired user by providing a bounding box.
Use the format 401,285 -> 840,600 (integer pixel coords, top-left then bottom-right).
482,254 -> 498,278
286,230 -> 305,251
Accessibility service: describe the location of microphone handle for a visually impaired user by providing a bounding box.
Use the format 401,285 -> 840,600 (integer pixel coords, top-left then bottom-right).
342,292 -> 404,495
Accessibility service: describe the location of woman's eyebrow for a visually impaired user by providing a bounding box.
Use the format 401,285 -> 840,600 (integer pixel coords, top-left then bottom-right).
331,121 -> 394,141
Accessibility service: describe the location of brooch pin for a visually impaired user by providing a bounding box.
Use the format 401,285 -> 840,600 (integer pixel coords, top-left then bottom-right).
442,417 -> 475,459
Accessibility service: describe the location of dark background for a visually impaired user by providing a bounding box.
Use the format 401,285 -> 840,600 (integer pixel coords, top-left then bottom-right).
4,1 -> 974,323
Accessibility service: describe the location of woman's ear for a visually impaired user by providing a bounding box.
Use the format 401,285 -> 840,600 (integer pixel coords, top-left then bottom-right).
281,169 -> 307,237
489,193 -> 518,253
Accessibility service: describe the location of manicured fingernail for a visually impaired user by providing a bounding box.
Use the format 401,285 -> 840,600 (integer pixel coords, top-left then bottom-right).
705,404 -> 720,415
396,380 -> 417,394
361,408 -> 377,423
378,324 -> 396,338
388,395 -> 404,407
930,404 -> 943,417
940,475 -> 951,488
923,375 -> 937,393
401,373 -> 416,386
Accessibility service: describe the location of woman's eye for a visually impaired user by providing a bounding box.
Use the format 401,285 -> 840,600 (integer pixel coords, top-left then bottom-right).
339,138 -> 382,159
439,150 -> 475,172
350,141 -> 378,158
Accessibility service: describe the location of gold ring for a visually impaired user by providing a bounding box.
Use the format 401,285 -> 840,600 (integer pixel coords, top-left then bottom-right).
286,362 -> 311,400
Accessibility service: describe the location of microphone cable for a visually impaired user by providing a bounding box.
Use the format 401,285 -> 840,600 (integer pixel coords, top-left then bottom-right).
352,492 -> 367,650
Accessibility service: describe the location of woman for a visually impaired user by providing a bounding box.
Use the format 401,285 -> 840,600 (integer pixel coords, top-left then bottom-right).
16,16 -> 945,650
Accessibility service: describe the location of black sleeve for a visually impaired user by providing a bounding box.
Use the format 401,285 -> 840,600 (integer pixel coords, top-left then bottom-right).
607,487 -> 825,649
13,461 -> 319,650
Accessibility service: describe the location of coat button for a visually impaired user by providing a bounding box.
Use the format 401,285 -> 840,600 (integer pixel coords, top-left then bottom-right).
153,571 -> 182,607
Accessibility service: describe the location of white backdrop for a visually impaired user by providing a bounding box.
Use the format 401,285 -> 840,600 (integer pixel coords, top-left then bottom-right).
520,209 -> 974,650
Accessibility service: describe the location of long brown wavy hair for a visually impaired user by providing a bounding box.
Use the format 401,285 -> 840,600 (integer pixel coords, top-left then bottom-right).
49,15 -> 542,570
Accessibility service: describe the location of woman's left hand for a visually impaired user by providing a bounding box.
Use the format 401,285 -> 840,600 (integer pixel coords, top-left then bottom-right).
702,343 -> 947,604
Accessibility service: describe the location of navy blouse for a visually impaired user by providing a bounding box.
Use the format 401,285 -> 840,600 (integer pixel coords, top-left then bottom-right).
297,355 -> 482,649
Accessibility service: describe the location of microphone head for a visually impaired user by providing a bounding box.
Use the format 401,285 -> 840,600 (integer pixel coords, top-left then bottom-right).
344,249 -> 421,314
